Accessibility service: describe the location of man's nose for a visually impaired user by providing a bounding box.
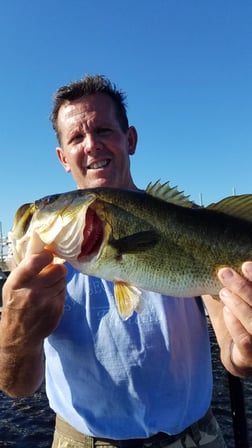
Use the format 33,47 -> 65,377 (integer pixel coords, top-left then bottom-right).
84,133 -> 102,153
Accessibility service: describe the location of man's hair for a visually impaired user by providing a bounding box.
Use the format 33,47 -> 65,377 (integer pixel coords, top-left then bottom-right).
51,74 -> 129,143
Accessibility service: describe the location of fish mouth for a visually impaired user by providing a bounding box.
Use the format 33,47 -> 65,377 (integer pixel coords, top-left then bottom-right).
78,207 -> 104,260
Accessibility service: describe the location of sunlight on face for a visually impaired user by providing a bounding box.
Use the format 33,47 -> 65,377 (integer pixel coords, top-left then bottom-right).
56,94 -> 137,190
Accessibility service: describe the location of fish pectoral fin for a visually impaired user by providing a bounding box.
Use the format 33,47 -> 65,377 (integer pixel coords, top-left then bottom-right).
114,281 -> 143,320
110,231 -> 159,254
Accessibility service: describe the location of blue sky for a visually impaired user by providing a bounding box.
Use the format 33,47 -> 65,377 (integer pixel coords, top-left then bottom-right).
0,0 -> 251,236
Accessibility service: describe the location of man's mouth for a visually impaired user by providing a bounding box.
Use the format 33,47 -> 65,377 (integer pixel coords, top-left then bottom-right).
87,159 -> 110,170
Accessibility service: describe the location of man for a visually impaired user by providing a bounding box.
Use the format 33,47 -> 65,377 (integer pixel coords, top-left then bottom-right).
1,75 -> 252,448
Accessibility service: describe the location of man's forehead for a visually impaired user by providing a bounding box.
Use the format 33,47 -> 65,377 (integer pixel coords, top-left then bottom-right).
58,94 -> 115,125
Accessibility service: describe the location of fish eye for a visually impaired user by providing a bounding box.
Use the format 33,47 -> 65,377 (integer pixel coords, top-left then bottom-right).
35,194 -> 60,208
45,195 -> 58,205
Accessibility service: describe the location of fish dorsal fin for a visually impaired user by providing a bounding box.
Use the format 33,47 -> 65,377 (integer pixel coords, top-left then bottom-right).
146,180 -> 194,208
207,194 -> 252,223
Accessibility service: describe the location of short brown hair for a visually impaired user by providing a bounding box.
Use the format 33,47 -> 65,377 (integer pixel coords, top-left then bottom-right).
51,74 -> 129,143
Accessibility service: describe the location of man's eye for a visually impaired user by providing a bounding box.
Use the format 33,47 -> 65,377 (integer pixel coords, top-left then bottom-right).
71,134 -> 83,143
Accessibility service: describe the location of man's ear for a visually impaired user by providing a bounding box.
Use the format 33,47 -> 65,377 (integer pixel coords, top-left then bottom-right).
127,126 -> 138,155
56,147 -> 71,173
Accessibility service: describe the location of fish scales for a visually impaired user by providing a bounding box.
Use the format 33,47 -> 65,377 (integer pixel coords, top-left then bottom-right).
91,189 -> 252,290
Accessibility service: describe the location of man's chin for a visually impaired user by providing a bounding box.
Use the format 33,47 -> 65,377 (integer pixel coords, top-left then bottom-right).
77,176 -> 114,190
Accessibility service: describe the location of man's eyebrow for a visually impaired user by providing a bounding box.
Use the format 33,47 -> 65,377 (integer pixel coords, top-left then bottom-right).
68,124 -> 84,137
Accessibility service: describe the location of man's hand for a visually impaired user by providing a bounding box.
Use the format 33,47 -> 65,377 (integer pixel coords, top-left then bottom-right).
2,250 -> 67,341
217,262 -> 252,375
0,250 -> 67,396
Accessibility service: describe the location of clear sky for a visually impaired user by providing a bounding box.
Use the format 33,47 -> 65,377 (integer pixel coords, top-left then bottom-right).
0,0 -> 251,236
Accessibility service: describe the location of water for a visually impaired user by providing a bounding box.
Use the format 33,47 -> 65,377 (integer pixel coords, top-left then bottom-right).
209,324 -> 252,447
0,323 -> 251,448
0,386 -> 55,447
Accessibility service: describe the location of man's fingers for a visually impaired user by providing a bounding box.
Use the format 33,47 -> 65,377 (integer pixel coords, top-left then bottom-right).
12,250 -> 55,284
218,267 -> 252,306
10,250 -> 67,289
242,261 -> 252,281
222,306 -> 252,369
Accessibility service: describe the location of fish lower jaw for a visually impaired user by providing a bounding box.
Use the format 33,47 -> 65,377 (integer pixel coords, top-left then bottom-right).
71,257 -> 103,274
75,255 -> 96,266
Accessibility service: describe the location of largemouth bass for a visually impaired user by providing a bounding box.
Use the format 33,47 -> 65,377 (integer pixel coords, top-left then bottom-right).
9,181 -> 252,319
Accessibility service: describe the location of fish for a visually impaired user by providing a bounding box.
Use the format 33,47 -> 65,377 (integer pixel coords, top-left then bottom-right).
9,180 -> 252,319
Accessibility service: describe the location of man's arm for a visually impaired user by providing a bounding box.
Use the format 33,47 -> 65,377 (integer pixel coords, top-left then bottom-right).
203,262 -> 252,377
0,250 -> 67,397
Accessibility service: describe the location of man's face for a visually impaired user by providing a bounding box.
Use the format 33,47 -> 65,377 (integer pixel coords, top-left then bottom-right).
56,93 -> 137,190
